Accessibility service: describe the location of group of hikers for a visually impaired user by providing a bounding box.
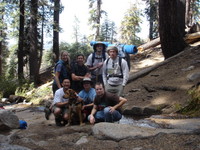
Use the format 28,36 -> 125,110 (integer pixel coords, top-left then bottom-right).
45,41 -> 130,126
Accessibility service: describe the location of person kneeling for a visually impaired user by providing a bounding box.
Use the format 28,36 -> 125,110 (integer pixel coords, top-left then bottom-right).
88,82 -> 127,124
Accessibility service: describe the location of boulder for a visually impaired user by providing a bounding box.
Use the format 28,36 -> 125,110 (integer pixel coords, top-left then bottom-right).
0,110 -> 19,130
92,122 -> 191,141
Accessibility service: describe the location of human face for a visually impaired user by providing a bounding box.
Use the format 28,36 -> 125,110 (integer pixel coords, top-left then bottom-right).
83,82 -> 91,91
96,44 -> 103,54
108,49 -> 117,59
76,55 -> 84,65
61,52 -> 69,62
95,84 -> 105,97
62,79 -> 70,89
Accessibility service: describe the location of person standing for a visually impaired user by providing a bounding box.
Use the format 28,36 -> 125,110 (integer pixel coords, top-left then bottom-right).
52,51 -> 71,95
71,54 -> 91,93
102,46 -> 129,96
88,82 -> 127,124
78,77 -> 96,120
86,42 -> 108,84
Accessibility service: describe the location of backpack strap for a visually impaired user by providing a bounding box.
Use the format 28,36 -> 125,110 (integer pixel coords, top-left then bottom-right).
91,52 -> 106,67
91,52 -> 95,67
105,57 -> 123,79
119,57 -> 123,76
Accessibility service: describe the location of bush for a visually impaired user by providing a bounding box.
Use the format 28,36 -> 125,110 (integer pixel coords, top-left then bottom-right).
0,76 -> 18,98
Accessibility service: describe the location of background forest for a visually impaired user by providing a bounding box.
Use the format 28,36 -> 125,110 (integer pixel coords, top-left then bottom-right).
0,0 -> 199,99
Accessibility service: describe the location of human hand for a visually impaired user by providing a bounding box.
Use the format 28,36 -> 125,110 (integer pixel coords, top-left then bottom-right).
90,115 -> 95,124
97,62 -> 103,68
82,105 -> 85,110
109,106 -> 115,113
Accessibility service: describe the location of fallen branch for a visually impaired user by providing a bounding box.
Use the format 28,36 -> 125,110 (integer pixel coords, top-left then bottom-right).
128,46 -> 193,83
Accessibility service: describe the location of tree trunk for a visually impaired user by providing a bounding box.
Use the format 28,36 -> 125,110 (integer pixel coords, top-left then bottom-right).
53,0 -> 60,63
159,0 -> 187,59
38,5 -> 44,73
95,0 -> 101,40
138,37 -> 160,51
18,0 -> 25,80
29,0 -> 39,84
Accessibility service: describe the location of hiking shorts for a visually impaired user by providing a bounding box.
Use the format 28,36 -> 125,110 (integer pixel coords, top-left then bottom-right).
105,84 -> 124,96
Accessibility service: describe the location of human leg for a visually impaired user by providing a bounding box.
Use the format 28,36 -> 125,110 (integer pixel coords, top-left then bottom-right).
52,106 -> 65,126
104,107 -> 122,122
88,110 -> 105,123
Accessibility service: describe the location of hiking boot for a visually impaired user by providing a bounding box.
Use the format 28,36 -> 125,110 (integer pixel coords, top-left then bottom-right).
44,107 -> 51,120
55,117 -> 64,126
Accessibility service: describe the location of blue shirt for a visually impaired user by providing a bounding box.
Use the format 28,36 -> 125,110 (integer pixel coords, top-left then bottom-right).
78,88 -> 96,105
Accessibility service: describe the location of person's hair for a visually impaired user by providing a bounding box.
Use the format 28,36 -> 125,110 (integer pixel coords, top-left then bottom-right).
62,78 -> 70,83
95,82 -> 104,89
60,51 -> 70,65
76,54 -> 85,59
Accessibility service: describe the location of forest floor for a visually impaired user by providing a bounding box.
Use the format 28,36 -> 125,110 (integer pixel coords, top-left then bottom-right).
1,42 -> 200,150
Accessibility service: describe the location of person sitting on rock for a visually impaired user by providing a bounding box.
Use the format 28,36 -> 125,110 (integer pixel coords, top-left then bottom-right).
88,82 -> 127,124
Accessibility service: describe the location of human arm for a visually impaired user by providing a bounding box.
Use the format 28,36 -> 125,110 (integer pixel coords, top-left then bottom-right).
53,89 -> 69,107
122,59 -> 129,86
82,103 -> 93,110
109,97 -> 127,113
102,60 -> 107,86
89,104 -> 98,124
54,72 -> 62,89
55,101 -> 69,107
71,73 -> 84,81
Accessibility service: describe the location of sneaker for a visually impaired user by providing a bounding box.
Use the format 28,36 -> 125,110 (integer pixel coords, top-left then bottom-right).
44,107 -> 51,120
55,117 -> 64,126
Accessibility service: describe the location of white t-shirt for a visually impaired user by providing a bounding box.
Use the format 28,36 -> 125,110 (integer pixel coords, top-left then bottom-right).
53,88 -> 69,105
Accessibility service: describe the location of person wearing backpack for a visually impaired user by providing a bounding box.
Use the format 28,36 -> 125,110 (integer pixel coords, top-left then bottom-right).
52,51 -> 71,95
102,46 -> 129,96
86,42 -> 108,84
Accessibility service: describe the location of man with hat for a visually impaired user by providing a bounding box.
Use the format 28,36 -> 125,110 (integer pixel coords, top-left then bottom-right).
86,42 -> 109,84
102,46 -> 129,96
78,77 -> 96,120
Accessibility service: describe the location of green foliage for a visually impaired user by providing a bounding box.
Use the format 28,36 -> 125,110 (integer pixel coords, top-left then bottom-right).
99,18 -> 117,43
0,76 -> 18,98
143,0 -> 159,39
120,3 -> 143,45
26,84 -> 52,105
178,84 -> 200,117
15,82 -> 34,98
193,0 -> 200,22
60,42 -> 92,61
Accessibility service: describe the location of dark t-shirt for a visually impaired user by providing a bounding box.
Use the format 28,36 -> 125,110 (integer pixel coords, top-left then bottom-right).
71,63 -> 89,92
94,92 -> 120,111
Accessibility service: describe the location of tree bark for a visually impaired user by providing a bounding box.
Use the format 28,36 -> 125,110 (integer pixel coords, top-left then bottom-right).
138,37 -> 160,51
53,0 -> 60,63
29,0 -> 39,84
95,0 -> 102,40
159,0 -> 187,59
18,0 -> 25,80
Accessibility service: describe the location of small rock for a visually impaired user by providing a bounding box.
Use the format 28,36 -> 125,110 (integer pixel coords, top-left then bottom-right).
187,72 -> 200,81
182,66 -> 195,71
75,136 -> 88,145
